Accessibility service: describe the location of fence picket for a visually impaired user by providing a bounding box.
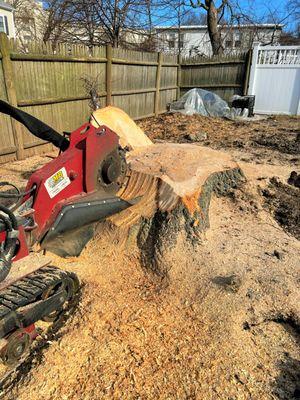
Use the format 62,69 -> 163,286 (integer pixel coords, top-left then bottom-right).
0,33 -> 24,159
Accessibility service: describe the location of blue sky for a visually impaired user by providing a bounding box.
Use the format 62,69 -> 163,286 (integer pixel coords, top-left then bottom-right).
235,0 -> 295,28
153,0 -> 297,32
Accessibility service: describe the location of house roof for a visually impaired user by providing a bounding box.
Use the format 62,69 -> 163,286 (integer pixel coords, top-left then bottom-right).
154,24 -> 283,31
0,1 -> 14,11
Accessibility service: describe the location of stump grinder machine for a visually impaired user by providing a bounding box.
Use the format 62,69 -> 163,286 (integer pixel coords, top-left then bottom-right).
0,100 -> 137,367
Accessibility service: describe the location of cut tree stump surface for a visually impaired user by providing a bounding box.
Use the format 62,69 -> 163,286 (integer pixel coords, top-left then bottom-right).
127,143 -> 238,196
91,106 -> 153,149
111,143 -> 244,229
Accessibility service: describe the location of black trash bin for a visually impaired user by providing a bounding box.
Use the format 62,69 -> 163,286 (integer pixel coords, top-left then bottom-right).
232,95 -> 255,117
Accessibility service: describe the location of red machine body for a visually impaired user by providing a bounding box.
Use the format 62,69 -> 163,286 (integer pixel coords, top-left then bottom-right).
25,122 -> 118,241
1,121 -> 129,263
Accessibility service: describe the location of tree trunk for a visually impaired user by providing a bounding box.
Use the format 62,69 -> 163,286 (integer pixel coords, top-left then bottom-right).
206,1 -> 223,55
43,26 -> 52,43
108,144 -> 245,280
135,167 -> 244,280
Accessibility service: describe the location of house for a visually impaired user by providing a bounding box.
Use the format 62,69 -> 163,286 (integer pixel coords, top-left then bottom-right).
5,0 -> 44,44
0,1 -> 15,38
153,24 -> 283,57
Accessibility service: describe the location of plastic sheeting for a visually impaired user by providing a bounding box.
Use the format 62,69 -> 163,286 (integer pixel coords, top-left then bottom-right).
170,88 -> 230,117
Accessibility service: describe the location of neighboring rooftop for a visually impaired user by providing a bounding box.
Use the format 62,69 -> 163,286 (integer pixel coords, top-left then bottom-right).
0,1 -> 13,11
154,24 -> 284,30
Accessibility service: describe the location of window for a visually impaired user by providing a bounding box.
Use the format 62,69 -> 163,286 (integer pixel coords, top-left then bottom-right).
0,15 -> 9,35
179,33 -> 185,49
168,40 -> 175,49
235,32 -> 242,41
225,40 -> 233,48
0,16 -> 5,33
234,31 -> 242,48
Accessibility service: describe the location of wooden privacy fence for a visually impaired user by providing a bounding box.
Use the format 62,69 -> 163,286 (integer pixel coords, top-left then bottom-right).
0,32 -> 250,163
180,52 -> 251,102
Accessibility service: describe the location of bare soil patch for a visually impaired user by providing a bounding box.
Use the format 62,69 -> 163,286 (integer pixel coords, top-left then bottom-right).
261,177 -> 300,240
138,113 -> 300,166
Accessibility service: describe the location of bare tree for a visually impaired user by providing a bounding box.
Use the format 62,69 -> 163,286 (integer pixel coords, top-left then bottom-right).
7,0 -> 45,47
59,0 -> 148,48
42,0 -> 74,46
171,0 -> 185,55
189,0 -> 231,55
287,0 -> 300,37
61,1 -> 100,49
142,0 -> 155,50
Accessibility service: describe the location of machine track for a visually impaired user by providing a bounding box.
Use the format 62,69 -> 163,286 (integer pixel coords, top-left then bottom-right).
0,266 -> 80,367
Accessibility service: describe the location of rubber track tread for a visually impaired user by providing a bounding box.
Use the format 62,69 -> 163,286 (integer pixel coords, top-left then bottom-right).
0,305 -> 10,318
0,267 -> 76,322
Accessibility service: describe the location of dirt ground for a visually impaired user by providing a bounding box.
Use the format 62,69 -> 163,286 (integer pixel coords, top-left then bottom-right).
0,113 -> 299,400
139,113 -> 300,166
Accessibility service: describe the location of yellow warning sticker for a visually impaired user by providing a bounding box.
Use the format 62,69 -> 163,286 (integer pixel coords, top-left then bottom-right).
44,167 -> 70,198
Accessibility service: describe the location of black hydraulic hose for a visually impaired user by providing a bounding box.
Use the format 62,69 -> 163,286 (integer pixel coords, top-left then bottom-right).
0,100 -> 69,151
0,205 -> 18,282
0,205 -> 18,230
0,181 -> 20,196
0,214 -> 12,235
0,214 -> 16,258
0,182 -> 35,199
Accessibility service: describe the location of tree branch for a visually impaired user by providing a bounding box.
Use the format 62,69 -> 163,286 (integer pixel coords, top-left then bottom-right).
190,0 -> 208,11
217,0 -> 228,13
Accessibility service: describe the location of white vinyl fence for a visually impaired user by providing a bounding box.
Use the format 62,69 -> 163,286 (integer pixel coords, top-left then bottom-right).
248,44 -> 300,115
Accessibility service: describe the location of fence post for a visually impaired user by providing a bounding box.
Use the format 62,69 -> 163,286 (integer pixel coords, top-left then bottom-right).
154,52 -> 162,116
243,49 -> 252,95
106,44 -> 112,106
0,33 -> 24,159
177,54 -> 181,100
247,42 -> 260,96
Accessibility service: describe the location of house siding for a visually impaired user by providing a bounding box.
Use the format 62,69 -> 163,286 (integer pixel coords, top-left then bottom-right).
0,7 -> 15,38
154,25 -> 282,57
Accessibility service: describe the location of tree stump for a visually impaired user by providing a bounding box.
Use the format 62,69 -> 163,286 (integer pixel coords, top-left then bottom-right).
92,107 -> 245,278
108,143 -> 245,278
